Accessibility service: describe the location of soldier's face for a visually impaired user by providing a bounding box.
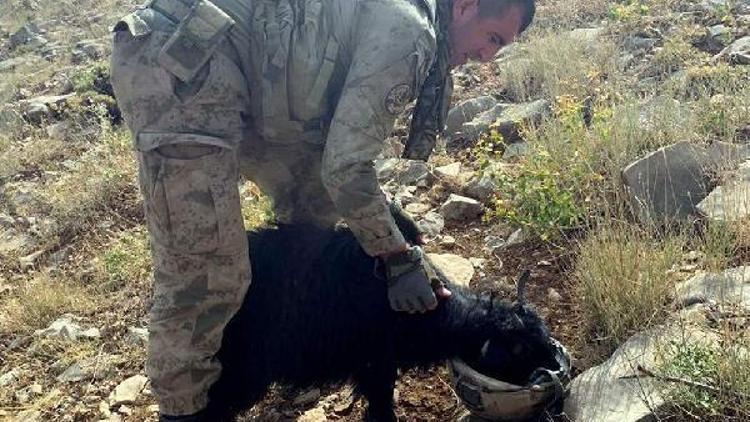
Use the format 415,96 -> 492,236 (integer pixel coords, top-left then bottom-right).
449,0 -> 524,67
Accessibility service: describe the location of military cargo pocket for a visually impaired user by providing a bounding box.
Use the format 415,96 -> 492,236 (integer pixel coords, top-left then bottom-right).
139,143 -> 243,255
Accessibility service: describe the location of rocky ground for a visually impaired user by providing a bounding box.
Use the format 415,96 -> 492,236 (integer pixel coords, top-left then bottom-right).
2,0 -> 750,421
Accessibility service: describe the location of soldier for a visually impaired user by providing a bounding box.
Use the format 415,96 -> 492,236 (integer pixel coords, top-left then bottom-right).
109,0 -> 535,420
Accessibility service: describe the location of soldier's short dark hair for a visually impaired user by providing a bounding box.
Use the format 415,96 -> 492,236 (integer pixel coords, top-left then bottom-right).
478,0 -> 536,33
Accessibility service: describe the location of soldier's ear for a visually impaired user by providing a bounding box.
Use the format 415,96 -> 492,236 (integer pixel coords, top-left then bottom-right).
452,0 -> 480,25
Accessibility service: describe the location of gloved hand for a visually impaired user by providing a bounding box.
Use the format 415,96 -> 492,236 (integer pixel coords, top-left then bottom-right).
382,246 -> 439,313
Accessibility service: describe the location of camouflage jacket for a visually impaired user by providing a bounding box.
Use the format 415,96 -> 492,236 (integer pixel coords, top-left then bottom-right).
234,0 -> 439,256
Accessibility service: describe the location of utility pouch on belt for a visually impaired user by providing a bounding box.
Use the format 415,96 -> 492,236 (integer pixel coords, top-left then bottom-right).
157,0 -> 235,82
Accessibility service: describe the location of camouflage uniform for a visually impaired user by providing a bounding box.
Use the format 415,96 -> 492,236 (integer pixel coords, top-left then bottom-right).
111,0 -> 438,415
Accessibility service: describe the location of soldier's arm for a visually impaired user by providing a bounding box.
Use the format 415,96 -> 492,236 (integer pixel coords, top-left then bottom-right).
321,2 -> 436,257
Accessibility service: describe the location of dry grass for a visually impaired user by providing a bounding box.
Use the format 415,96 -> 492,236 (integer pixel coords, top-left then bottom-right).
571,224 -> 685,360
0,273 -> 93,336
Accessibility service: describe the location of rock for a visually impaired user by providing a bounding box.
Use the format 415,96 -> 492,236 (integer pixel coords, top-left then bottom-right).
19,250 -> 44,269
454,103 -> 509,142
416,211 -> 444,237
404,202 -> 431,215
505,228 -> 527,247
15,384 -> 42,403
293,388 -> 321,406
125,327 -> 148,346
46,121 -> 71,141
427,253 -> 475,287
33,315 -> 101,341
676,266 -> 750,310
622,141 -> 712,223
445,96 -> 498,137
298,407 -> 327,422
502,142 -> 529,160
463,173 -> 498,202
23,101 -> 50,124
15,410 -> 42,422
485,99 -> 551,144
71,40 -> 104,64
469,257 -> 486,269
697,180 -> 750,221
435,162 -> 461,178
622,36 -> 658,54
57,361 -> 86,382
109,375 -> 148,407
440,194 -> 483,222
705,24 -> 733,53
20,94 -> 73,124
713,35 -> 750,64
375,159 -> 432,186
547,288 -> 563,302
708,141 -> 750,169
570,27 -> 605,50
565,325 -> 720,422
0,56 -> 31,72
483,235 -> 505,253
0,369 -> 19,387
440,235 -> 456,245
8,24 -> 48,50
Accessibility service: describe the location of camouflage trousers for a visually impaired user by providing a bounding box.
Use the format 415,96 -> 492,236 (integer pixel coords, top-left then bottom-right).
111,11 -> 338,416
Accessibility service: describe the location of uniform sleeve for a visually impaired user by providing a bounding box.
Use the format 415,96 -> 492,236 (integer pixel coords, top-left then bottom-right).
321,2 -> 436,257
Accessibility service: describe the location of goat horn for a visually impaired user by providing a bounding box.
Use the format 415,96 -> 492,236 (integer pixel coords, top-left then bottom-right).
516,270 -> 530,304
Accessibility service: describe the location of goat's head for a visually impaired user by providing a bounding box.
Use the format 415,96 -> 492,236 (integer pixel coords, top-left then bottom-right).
472,271 -> 559,385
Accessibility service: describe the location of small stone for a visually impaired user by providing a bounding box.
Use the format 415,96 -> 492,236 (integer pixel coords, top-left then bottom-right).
126,327 -> 148,346
117,405 -> 132,416
445,96 -> 499,137
463,173 -> 498,202
547,288 -> 563,302
435,162 -> 461,178
404,202 -> 431,215
502,142 -> 529,160
57,362 -> 85,382
427,253 -> 475,287
440,235 -> 456,245
505,228 -> 527,247
469,257 -> 486,269
98,401 -> 111,418
0,369 -> 19,387
440,194 -> 483,222
108,375 -> 148,406
298,407 -> 327,422
34,315 -> 100,341
147,405 -> 159,413
483,235 -> 505,253
19,250 -> 44,269
292,388 -> 321,406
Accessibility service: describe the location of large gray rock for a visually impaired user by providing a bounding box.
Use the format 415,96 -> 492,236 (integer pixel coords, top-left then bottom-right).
440,194 -> 483,222
697,180 -> 750,221
708,141 -> 750,169
445,96 -> 499,137
20,94 -> 73,124
458,100 -> 551,144
427,253 -> 475,287
622,141 -> 712,223
565,325 -> 720,422
8,24 -> 47,50
704,24 -> 733,53
675,266 -> 750,310
713,35 -> 750,64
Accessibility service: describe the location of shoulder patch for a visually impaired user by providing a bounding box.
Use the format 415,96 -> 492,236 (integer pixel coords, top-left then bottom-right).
384,83 -> 413,116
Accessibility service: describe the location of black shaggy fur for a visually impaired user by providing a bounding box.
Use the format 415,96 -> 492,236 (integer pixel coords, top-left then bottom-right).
207,224 -> 557,421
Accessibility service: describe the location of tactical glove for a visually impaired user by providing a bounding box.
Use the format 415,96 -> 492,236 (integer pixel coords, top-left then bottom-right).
382,246 -> 440,313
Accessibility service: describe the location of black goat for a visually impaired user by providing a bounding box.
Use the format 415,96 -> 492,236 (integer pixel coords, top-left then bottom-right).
207,224 -> 557,421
